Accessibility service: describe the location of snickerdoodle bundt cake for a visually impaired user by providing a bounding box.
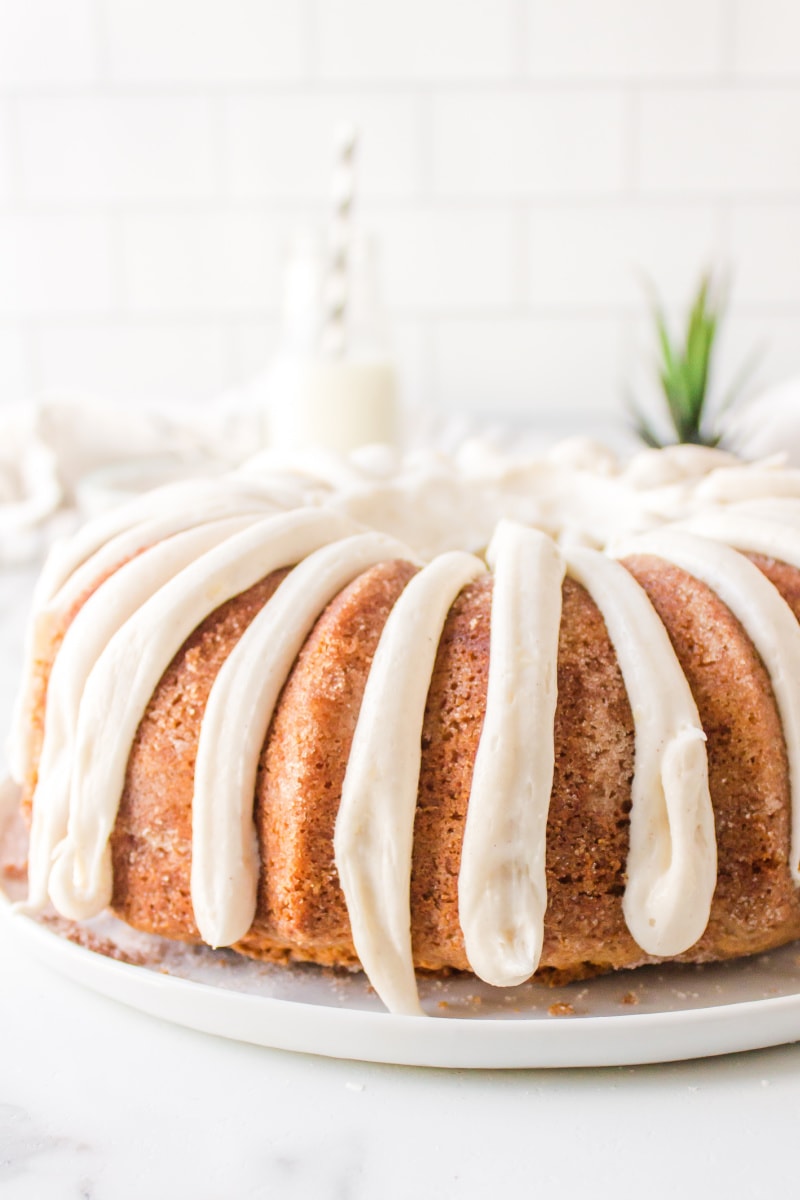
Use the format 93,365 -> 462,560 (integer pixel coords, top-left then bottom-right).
9,438 -> 800,1015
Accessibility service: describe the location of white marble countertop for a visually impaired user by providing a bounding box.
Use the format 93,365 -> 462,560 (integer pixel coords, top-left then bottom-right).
2,565 -> 799,1200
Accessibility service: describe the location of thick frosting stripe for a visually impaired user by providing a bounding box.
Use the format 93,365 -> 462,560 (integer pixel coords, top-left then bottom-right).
191,532 -> 421,949
724,498 -> 800,525
334,551 -> 487,1016
31,476 -> 278,608
614,529 -> 800,883
19,516 -> 259,915
50,502 -> 276,620
676,511 -> 800,568
694,464 -> 800,506
565,548 -> 717,957
8,496 -> 278,784
459,520 -> 565,987
47,508 -> 359,921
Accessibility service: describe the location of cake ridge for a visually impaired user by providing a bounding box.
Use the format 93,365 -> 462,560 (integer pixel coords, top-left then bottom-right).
612,526 -> 800,885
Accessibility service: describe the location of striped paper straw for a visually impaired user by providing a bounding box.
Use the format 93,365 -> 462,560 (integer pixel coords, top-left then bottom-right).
322,122 -> 358,359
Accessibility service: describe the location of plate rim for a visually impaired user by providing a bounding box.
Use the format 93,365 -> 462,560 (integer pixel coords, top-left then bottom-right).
3,888 -> 800,1069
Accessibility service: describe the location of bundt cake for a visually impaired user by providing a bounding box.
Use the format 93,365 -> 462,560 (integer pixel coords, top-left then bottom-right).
9,437 -> 800,1016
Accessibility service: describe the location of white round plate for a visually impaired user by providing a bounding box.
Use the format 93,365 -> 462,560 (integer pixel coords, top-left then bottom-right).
3,780 -> 799,1069
3,882 -> 800,1069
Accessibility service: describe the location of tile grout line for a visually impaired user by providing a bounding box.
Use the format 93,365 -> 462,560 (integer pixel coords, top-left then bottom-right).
417,88 -> 434,201
512,206 -> 529,310
4,95 -> 24,210
8,298 -> 800,328
5,77 -> 800,101
719,0 -> 739,81
107,207 -> 127,317
6,195 -> 800,218
210,96 -> 230,206
22,320 -> 42,395
305,0 -> 321,82
512,0 -> 529,80
424,316 -> 440,417
622,87 -> 640,198
91,0 -> 111,85
715,199 -> 733,277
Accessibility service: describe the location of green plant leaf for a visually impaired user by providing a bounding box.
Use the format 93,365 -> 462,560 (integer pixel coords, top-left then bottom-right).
630,270 -> 748,450
632,410 -> 665,449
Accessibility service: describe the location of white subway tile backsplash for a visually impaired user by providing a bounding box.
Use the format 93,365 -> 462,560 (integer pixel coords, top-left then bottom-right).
106,0 -> 308,84
19,97 -> 218,203
432,91 -> 627,197
718,311 -> 800,394
729,205 -> 800,304
527,203 -> 720,308
0,0 -> 799,423
435,316 -> 623,416
226,94 -> 422,200
0,0 -> 96,86
318,0 -> 514,81
639,90 -> 800,195
734,0 -> 800,77
0,214 -> 114,315
120,212 -> 290,313
365,208 -> 515,310
229,320 -> 282,385
36,322 -> 231,406
527,0 -> 723,80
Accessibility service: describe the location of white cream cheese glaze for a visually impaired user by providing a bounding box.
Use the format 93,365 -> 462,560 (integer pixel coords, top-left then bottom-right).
677,510 -> 800,569
8,481 -> 282,785
47,508 -> 360,921
334,551 -> 487,1016
565,548 -> 716,957
20,515 -> 260,914
458,520 -> 565,987
191,530 -> 420,949
13,440 -> 800,1015
22,475 -> 286,641
613,528 -> 800,883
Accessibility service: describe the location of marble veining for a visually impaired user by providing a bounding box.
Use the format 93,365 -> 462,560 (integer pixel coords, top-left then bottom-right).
0,1102 -> 95,1195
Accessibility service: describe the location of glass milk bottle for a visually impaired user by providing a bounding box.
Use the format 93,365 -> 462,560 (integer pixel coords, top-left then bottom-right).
267,235 -> 399,454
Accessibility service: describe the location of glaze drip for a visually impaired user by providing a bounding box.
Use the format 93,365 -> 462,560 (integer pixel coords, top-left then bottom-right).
334,551 -> 487,1016
20,515 -> 260,914
565,548 -> 716,957
458,521 -> 565,987
47,508 -> 359,921
192,530 -> 420,949
614,528 -> 800,882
